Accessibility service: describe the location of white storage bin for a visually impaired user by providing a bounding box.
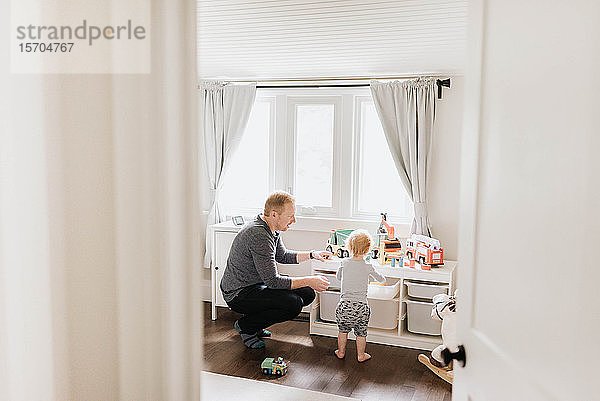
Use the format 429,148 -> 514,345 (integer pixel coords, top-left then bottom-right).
319,290 -> 399,330
405,299 -> 441,336
368,298 -> 399,329
319,291 -> 340,322
317,273 -> 340,289
405,281 -> 448,300
367,281 -> 400,299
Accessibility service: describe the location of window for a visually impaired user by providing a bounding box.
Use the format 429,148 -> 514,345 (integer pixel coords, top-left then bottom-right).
354,98 -> 413,221
294,104 -> 335,208
287,96 -> 342,215
218,87 -> 413,223
219,98 -> 273,217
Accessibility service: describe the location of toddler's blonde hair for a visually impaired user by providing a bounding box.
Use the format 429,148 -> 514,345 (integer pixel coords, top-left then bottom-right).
346,229 -> 372,257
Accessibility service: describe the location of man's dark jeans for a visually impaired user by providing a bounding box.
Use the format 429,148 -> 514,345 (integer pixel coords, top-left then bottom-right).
226,284 -> 315,334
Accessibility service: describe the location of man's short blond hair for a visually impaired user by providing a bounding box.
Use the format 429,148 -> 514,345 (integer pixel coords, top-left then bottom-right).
264,191 -> 295,215
346,229 -> 372,257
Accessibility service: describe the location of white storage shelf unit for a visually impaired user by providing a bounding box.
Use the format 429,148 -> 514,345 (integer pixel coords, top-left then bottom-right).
310,259 -> 457,351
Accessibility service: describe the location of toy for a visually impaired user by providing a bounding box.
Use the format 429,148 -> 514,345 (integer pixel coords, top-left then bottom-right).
418,293 -> 457,384
371,214 -> 402,264
388,253 -> 403,267
403,258 -> 416,269
326,229 -> 354,258
379,240 -> 403,264
261,357 -> 290,376
405,234 -> 444,266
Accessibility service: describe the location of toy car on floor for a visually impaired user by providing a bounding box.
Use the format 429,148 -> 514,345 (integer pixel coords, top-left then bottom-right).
261,357 -> 290,376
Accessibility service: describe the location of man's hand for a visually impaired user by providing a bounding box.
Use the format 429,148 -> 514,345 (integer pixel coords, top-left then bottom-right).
291,275 -> 329,291
307,275 -> 330,292
311,250 -> 333,261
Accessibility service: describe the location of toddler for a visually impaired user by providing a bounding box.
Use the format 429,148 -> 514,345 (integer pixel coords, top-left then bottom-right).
334,229 -> 386,362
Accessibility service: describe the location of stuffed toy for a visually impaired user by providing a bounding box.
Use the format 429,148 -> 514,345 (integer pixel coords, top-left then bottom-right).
418,292 -> 457,384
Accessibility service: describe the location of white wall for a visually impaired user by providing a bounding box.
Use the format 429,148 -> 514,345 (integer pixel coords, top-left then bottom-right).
429,75 -> 464,261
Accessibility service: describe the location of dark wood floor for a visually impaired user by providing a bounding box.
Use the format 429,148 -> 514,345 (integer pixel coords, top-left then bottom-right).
203,303 -> 451,401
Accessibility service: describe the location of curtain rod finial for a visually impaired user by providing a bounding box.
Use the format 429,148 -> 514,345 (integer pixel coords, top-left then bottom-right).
436,78 -> 451,99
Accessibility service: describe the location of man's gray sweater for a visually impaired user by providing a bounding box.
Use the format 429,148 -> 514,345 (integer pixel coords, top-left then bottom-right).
220,215 -> 298,303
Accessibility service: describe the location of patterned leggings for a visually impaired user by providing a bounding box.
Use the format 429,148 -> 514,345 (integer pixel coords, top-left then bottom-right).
335,300 -> 370,337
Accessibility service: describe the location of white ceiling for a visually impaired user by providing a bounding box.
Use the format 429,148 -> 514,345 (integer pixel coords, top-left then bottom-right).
197,0 -> 467,80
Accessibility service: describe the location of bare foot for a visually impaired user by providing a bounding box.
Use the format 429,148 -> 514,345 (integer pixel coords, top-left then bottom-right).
334,349 -> 345,359
357,353 -> 371,363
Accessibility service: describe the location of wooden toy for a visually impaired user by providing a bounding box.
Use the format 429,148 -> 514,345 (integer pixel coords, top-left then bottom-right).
261,357 -> 290,376
380,240 -> 403,264
372,213 -> 403,263
418,293 -> 457,384
405,234 -> 444,267
418,354 -> 453,384
389,253 -> 403,267
378,213 -> 396,239
326,229 -> 354,258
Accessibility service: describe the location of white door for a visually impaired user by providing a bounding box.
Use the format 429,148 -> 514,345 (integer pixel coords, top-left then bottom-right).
453,1 -> 600,400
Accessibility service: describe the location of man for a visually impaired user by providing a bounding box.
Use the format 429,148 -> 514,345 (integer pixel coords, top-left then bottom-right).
220,191 -> 332,348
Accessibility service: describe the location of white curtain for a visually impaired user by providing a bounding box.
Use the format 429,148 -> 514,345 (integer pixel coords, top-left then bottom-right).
0,0 -> 201,400
370,78 -> 437,235
201,82 -> 256,268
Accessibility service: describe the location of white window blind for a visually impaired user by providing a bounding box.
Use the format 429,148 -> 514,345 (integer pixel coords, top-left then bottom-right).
197,0 -> 467,80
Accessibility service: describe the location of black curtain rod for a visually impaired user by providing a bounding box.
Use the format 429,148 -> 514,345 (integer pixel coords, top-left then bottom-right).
256,78 -> 451,98
256,84 -> 367,88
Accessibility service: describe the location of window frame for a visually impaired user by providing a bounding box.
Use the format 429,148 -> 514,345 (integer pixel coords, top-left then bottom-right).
221,87 -> 413,224
285,95 -> 343,217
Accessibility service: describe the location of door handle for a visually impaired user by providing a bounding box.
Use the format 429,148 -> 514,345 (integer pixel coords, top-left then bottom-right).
441,345 -> 466,367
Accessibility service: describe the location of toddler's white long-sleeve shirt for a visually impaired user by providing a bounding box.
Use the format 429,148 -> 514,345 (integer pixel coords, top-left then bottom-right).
336,259 -> 386,302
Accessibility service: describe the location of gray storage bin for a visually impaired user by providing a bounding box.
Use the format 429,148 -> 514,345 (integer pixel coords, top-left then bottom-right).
319,291 -> 399,329
405,281 -> 448,300
319,291 -> 340,322
368,298 -> 399,329
405,299 -> 442,336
